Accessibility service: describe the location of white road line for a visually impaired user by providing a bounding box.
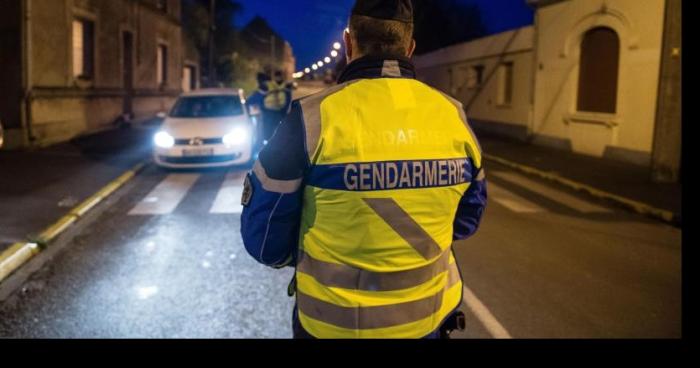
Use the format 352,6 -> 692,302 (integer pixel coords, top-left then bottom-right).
210,172 -> 247,214
128,174 -> 200,215
462,285 -> 513,339
488,181 -> 546,213
490,171 -> 612,213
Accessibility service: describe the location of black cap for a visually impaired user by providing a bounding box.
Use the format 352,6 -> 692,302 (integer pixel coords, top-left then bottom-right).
351,0 -> 414,23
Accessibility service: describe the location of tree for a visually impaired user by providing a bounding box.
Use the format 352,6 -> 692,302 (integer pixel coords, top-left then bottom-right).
181,0 -> 243,87
412,0 -> 487,55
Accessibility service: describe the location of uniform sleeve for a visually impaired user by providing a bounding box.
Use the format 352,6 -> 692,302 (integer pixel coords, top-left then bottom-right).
240,101 -> 308,268
453,164 -> 487,241
453,131 -> 488,241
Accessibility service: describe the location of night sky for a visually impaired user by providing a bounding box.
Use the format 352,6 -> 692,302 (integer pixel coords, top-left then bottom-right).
235,0 -> 535,71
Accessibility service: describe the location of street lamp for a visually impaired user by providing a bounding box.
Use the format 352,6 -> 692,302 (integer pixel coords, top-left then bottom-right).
333,42 -> 342,50
318,61 -> 324,67
324,57 -> 331,63
312,64 -> 318,70
305,68 -> 311,73
331,50 -> 339,58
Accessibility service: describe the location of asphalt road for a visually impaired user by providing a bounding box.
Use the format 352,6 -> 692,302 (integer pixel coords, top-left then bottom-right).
0,161 -> 681,338
0,83 -> 682,338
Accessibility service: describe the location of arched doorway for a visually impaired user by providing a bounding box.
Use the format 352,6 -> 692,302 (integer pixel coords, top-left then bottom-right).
577,27 -> 620,114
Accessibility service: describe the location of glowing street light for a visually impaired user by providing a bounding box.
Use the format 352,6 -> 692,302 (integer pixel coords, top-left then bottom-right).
333,42 -> 342,50
312,64 -> 318,70
305,68 -> 311,73
331,50 -> 339,58
317,61 -> 324,67
324,57 -> 331,63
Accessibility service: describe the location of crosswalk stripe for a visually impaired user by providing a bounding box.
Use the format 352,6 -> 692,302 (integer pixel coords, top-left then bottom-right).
488,182 -> 546,213
489,171 -> 611,213
210,172 -> 247,214
128,174 -> 200,215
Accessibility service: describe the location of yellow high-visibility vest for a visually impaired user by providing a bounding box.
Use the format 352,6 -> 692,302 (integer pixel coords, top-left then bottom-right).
295,77 -> 482,338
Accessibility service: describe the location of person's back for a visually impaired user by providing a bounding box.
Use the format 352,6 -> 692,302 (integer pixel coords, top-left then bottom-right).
295,58 -> 483,338
263,78 -> 292,113
258,72 -> 292,141
241,0 -> 487,339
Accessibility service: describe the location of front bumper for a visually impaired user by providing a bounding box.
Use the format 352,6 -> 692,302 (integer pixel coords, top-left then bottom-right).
154,142 -> 252,169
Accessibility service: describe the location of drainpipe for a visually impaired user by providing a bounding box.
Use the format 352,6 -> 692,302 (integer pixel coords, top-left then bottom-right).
22,0 -> 35,145
527,1 -> 539,140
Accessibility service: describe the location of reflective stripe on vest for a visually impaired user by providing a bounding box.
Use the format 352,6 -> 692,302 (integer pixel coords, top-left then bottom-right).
297,249 -> 451,292
297,262 -> 461,330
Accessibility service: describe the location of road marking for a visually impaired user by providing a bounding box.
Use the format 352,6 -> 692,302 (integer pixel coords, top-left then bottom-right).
209,172 -> 247,214
488,182 -> 545,213
462,285 -> 512,339
129,174 -> 200,215
490,171 -> 611,213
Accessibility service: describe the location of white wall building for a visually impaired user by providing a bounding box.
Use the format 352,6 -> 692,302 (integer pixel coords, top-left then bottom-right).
414,0 -> 681,181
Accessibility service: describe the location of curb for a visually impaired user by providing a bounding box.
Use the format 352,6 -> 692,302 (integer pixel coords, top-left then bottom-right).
0,162 -> 147,284
483,153 -> 680,226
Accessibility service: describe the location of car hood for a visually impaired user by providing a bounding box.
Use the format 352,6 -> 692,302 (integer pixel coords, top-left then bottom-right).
162,116 -> 250,139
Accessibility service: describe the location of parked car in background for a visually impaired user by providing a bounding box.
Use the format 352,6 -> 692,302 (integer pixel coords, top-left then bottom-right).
153,89 -> 255,169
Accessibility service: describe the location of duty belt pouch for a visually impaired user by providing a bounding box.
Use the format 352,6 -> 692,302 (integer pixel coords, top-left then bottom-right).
440,311 -> 466,339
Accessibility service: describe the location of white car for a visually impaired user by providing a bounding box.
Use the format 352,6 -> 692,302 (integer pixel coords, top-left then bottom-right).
153,89 -> 255,169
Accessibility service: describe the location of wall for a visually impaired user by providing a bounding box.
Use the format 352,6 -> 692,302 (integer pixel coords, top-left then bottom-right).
415,0 -> 667,168
532,0 -> 666,165
21,0 -> 186,147
414,27 -> 535,140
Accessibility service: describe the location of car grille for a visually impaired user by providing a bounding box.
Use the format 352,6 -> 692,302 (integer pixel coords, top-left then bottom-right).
174,137 -> 223,146
159,153 -> 241,164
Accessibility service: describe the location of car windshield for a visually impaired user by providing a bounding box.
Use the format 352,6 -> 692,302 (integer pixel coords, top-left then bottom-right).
170,95 -> 244,118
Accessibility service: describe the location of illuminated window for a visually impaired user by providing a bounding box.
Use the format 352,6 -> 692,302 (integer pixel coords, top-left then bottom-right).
72,19 -> 94,79
577,27 -> 620,113
182,66 -> 197,92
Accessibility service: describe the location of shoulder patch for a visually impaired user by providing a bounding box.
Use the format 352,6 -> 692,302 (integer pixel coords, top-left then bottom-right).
241,173 -> 253,207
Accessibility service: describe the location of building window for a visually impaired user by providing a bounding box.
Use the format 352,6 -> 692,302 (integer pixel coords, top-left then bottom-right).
497,62 -> 513,106
157,44 -> 168,87
72,19 -> 95,79
467,65 -> 485,89
577,27 -> 620,114
182,66 -> 197,92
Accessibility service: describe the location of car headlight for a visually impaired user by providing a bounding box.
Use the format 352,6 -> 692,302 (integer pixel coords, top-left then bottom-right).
223,126 -> 250,146
154,131 -> 175,148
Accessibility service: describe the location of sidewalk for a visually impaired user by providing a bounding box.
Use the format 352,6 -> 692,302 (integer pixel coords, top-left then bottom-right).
477,132 -> 681,222
0,120 -> 158,253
